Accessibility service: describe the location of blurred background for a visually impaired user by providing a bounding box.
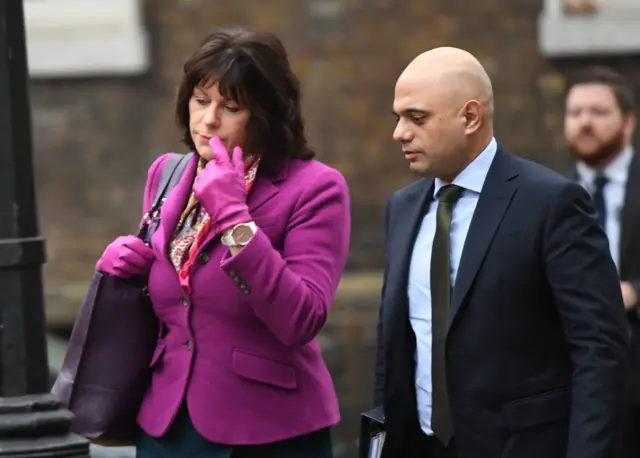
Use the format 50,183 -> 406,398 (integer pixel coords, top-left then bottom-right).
28,0 -> 640,456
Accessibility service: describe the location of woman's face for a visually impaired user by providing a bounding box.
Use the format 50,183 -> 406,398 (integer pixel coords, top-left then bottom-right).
188,82 -> 251,161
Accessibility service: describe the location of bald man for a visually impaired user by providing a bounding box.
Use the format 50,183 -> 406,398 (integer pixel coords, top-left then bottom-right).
372,47 -> 629,458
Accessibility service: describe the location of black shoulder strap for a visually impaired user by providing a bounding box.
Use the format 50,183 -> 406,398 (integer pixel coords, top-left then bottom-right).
151,152 -> 193,210
138,152 -> 194,242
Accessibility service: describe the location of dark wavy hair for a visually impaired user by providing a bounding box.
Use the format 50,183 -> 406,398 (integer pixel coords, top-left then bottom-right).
175,28 -> 314,175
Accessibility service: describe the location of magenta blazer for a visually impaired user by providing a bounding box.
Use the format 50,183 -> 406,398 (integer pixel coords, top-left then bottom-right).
135,153 -> 350,445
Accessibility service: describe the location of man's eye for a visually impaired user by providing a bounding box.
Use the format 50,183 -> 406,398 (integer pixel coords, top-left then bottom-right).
594,108 -> 611,116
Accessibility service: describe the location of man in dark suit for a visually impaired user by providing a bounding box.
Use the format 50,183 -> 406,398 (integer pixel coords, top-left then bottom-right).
374,47 -> 629,458
564,66 -> 640,458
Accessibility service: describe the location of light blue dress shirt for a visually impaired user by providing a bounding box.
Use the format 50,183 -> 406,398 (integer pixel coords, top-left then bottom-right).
407,137 -> 497,435
576,146 -> 633,272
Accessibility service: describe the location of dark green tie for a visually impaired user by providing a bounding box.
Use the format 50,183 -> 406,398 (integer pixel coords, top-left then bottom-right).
431,184 -> 464,445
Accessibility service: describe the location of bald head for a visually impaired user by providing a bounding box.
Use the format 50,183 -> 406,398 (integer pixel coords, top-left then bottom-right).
398,47 -> 494,119
392,47 -> 495,181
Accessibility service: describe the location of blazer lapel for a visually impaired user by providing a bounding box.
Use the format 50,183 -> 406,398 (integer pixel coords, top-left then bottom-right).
386,179 -> 434,337
449,147 -> 518,328
620,151 -> 640,264
247,159 -> 290,213
246,174 -> 280,213
152,154 -> 198,259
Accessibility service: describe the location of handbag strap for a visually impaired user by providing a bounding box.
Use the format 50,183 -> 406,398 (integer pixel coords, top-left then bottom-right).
138,152 -> 194,243
152,152 -> 194,210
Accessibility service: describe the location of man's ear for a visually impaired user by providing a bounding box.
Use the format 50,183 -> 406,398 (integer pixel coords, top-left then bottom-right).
462,99 -> 482,135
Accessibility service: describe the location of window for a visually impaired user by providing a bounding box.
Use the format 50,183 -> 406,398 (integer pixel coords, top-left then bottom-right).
538,0 -> 640,57
24,0 -> 149,78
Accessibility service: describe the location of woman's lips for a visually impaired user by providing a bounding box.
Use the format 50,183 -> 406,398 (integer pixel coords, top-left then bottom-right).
201,135 -> 227,144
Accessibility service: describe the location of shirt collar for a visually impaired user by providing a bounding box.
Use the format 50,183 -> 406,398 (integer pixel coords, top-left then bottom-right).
577,146 -> 634,187
434,137 -> 498,198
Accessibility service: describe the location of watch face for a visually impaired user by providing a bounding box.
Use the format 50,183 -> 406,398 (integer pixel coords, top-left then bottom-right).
233,225 -> 254,244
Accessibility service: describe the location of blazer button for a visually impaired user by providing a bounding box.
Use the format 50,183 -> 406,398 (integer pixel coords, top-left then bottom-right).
198,253 -> 210,263
181,296 -> 189,307
185,340 -> 192,351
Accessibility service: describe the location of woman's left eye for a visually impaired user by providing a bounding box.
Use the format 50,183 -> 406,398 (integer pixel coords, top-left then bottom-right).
225,105 -> 240,113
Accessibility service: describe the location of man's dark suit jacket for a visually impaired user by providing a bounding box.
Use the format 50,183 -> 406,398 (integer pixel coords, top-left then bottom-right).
374,145 -> 629,458
571,151 -> 640,404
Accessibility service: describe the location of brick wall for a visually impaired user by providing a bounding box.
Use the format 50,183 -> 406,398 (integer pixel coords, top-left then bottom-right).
32,0 -> 640,302
32,1 -> 640,456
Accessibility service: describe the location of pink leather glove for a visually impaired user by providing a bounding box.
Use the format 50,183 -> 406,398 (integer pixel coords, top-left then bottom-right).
95,235 -> 155,279
192,136 -> 251,234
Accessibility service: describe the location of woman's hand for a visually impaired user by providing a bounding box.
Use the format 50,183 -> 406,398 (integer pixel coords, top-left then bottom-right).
193,136 -> 252,235
96,235 -> 155,278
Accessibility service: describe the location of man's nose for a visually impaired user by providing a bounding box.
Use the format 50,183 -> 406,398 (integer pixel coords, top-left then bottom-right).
393,122 -> 411,143
577,119 -> 595,134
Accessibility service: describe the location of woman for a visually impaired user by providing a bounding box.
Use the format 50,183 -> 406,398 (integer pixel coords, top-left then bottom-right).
95,28 -> 350,457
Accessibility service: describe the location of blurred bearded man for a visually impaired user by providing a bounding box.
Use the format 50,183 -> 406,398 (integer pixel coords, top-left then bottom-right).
565,66 -> 640,458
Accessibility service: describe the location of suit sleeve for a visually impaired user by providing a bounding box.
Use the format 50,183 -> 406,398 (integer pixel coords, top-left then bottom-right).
543,181 -> 629,458
220,167 -> 350,347
374,196 -> 393,407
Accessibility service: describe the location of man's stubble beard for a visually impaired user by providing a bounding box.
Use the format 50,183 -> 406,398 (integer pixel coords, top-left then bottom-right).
568,128 -> 627,169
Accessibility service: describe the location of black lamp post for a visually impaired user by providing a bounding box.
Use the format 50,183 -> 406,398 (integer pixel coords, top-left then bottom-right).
0,0 -> 90,455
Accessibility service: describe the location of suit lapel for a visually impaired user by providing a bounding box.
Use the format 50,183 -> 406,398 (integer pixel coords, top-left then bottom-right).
620,151 -> 640,264
449,147 -> 518,328
384,179 -> 433,403
152,154 -> 199,259
386,179 -> 434,336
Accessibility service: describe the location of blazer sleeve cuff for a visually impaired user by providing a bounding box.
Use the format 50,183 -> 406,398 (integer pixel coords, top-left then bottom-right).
219,227 -> 279,295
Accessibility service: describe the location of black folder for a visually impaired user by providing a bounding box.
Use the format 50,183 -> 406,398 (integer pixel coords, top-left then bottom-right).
359,406 -> 386,458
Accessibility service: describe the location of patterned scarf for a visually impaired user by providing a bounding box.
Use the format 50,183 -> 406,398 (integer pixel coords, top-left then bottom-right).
169,155 -> 260,292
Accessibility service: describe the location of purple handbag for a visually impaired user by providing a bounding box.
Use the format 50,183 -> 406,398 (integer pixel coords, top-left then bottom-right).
51,153 -> 192,445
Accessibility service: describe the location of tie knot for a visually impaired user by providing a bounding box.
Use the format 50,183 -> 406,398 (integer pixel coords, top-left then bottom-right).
593,174 -> 608,192
437,184 -> 464,203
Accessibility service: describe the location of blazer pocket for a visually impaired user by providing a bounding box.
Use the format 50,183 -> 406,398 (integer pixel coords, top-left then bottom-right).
502,386 -> 571,431
232,349 -> 297,390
